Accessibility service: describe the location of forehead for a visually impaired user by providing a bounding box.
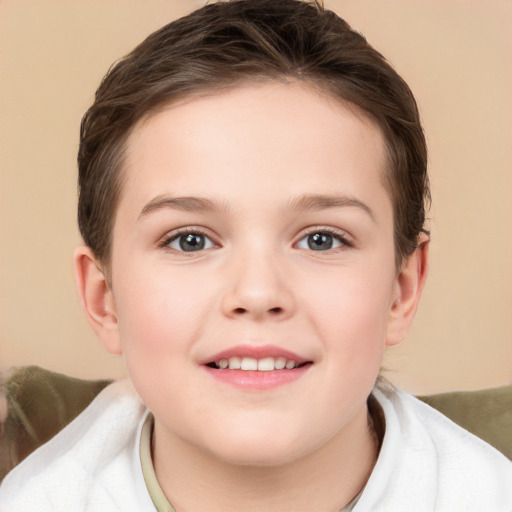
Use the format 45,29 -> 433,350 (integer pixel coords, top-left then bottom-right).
118,82 -> 390,220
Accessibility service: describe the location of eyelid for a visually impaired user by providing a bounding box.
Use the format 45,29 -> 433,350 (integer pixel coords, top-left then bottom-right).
159,226 -> 219,252
294,226 -> 354,250
157,225 -> 353,253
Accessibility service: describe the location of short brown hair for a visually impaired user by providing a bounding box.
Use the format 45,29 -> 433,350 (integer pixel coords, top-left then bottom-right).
78,0 -> 429,269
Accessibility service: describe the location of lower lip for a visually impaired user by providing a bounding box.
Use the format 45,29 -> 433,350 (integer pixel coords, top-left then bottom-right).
203,365 -> 311,390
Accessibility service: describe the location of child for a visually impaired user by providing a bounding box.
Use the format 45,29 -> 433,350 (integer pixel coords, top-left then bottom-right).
1,1 -> 511,510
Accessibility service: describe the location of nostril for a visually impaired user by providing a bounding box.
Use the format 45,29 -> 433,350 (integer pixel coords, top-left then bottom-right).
232,306 -> 283,315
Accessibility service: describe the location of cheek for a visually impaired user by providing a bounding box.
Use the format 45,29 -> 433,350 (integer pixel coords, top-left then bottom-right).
300,272 -> 392,417
112,270 -> 209,414
115,263 -> 207,342
112,266 -> 214,383
302,265 -> 394,357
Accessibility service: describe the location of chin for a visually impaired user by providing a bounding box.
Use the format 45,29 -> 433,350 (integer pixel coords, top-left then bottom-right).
210,442 -> 304,468
199,422 -> 316,468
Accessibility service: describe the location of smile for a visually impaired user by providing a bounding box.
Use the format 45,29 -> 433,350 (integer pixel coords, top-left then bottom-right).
202,346 -> 313,390
210,356 -> 303,371
200,344 -> 314,391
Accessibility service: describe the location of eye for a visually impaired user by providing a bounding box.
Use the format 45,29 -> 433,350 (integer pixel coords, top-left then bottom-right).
296,230 -> 349,251
166,231 -> 215,252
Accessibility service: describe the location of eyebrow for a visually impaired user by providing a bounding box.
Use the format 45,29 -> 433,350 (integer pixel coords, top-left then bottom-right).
289,194 -> 376,222
139,193 -> 375,221
139,195 -> 222,219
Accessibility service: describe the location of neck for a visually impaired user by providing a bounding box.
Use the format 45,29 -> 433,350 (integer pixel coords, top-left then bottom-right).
152,404 -> 379,512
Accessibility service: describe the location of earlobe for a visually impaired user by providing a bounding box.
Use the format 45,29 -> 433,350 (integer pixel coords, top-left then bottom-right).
386,233 -> 429,347
73,246 -> 123,355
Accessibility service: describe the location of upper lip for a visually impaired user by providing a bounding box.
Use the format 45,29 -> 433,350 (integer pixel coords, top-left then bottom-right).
200,345 -> 311,365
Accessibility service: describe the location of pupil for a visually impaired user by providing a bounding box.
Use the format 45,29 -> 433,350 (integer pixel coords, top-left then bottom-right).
308,233 -> 333,251
180,233 -> 205,251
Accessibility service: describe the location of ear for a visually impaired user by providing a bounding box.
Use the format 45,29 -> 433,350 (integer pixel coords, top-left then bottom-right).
386,233 -> 429,347
73,246 -> 122,355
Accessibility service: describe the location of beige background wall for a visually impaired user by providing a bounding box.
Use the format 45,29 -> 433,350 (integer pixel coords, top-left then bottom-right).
1,0 -> 511,395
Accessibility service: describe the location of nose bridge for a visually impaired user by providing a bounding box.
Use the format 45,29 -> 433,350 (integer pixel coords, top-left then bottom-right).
222,238 -> 294,320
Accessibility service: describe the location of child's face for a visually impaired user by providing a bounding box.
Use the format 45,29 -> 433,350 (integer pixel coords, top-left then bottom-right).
83,82 -> 420,466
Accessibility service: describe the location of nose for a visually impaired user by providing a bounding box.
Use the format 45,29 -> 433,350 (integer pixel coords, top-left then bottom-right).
220,248 -> 295,321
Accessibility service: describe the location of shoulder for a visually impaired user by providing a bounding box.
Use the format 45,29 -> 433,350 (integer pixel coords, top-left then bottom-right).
0,380 -> 153,512
390,388 -> 511,469
355,385 -> 512,511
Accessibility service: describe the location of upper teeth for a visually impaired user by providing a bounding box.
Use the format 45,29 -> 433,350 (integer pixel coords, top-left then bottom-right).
216,357 -> 297,371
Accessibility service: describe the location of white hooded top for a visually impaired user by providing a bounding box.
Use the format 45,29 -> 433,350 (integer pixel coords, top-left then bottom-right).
1,379 -> 511,512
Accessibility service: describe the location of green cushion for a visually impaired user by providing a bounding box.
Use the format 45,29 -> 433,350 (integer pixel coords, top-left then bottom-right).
418,386 -> 512,460
0,366 -> 111,480
1,366 -> 510,482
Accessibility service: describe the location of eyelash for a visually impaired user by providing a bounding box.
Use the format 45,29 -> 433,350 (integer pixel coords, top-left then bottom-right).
160,227 -> 216,253
296,227 -> 353,251
159,226 -> 353,253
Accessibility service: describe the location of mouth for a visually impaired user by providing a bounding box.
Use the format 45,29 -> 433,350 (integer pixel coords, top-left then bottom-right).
206,356 -> 310,371
201,346 -> 313,389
